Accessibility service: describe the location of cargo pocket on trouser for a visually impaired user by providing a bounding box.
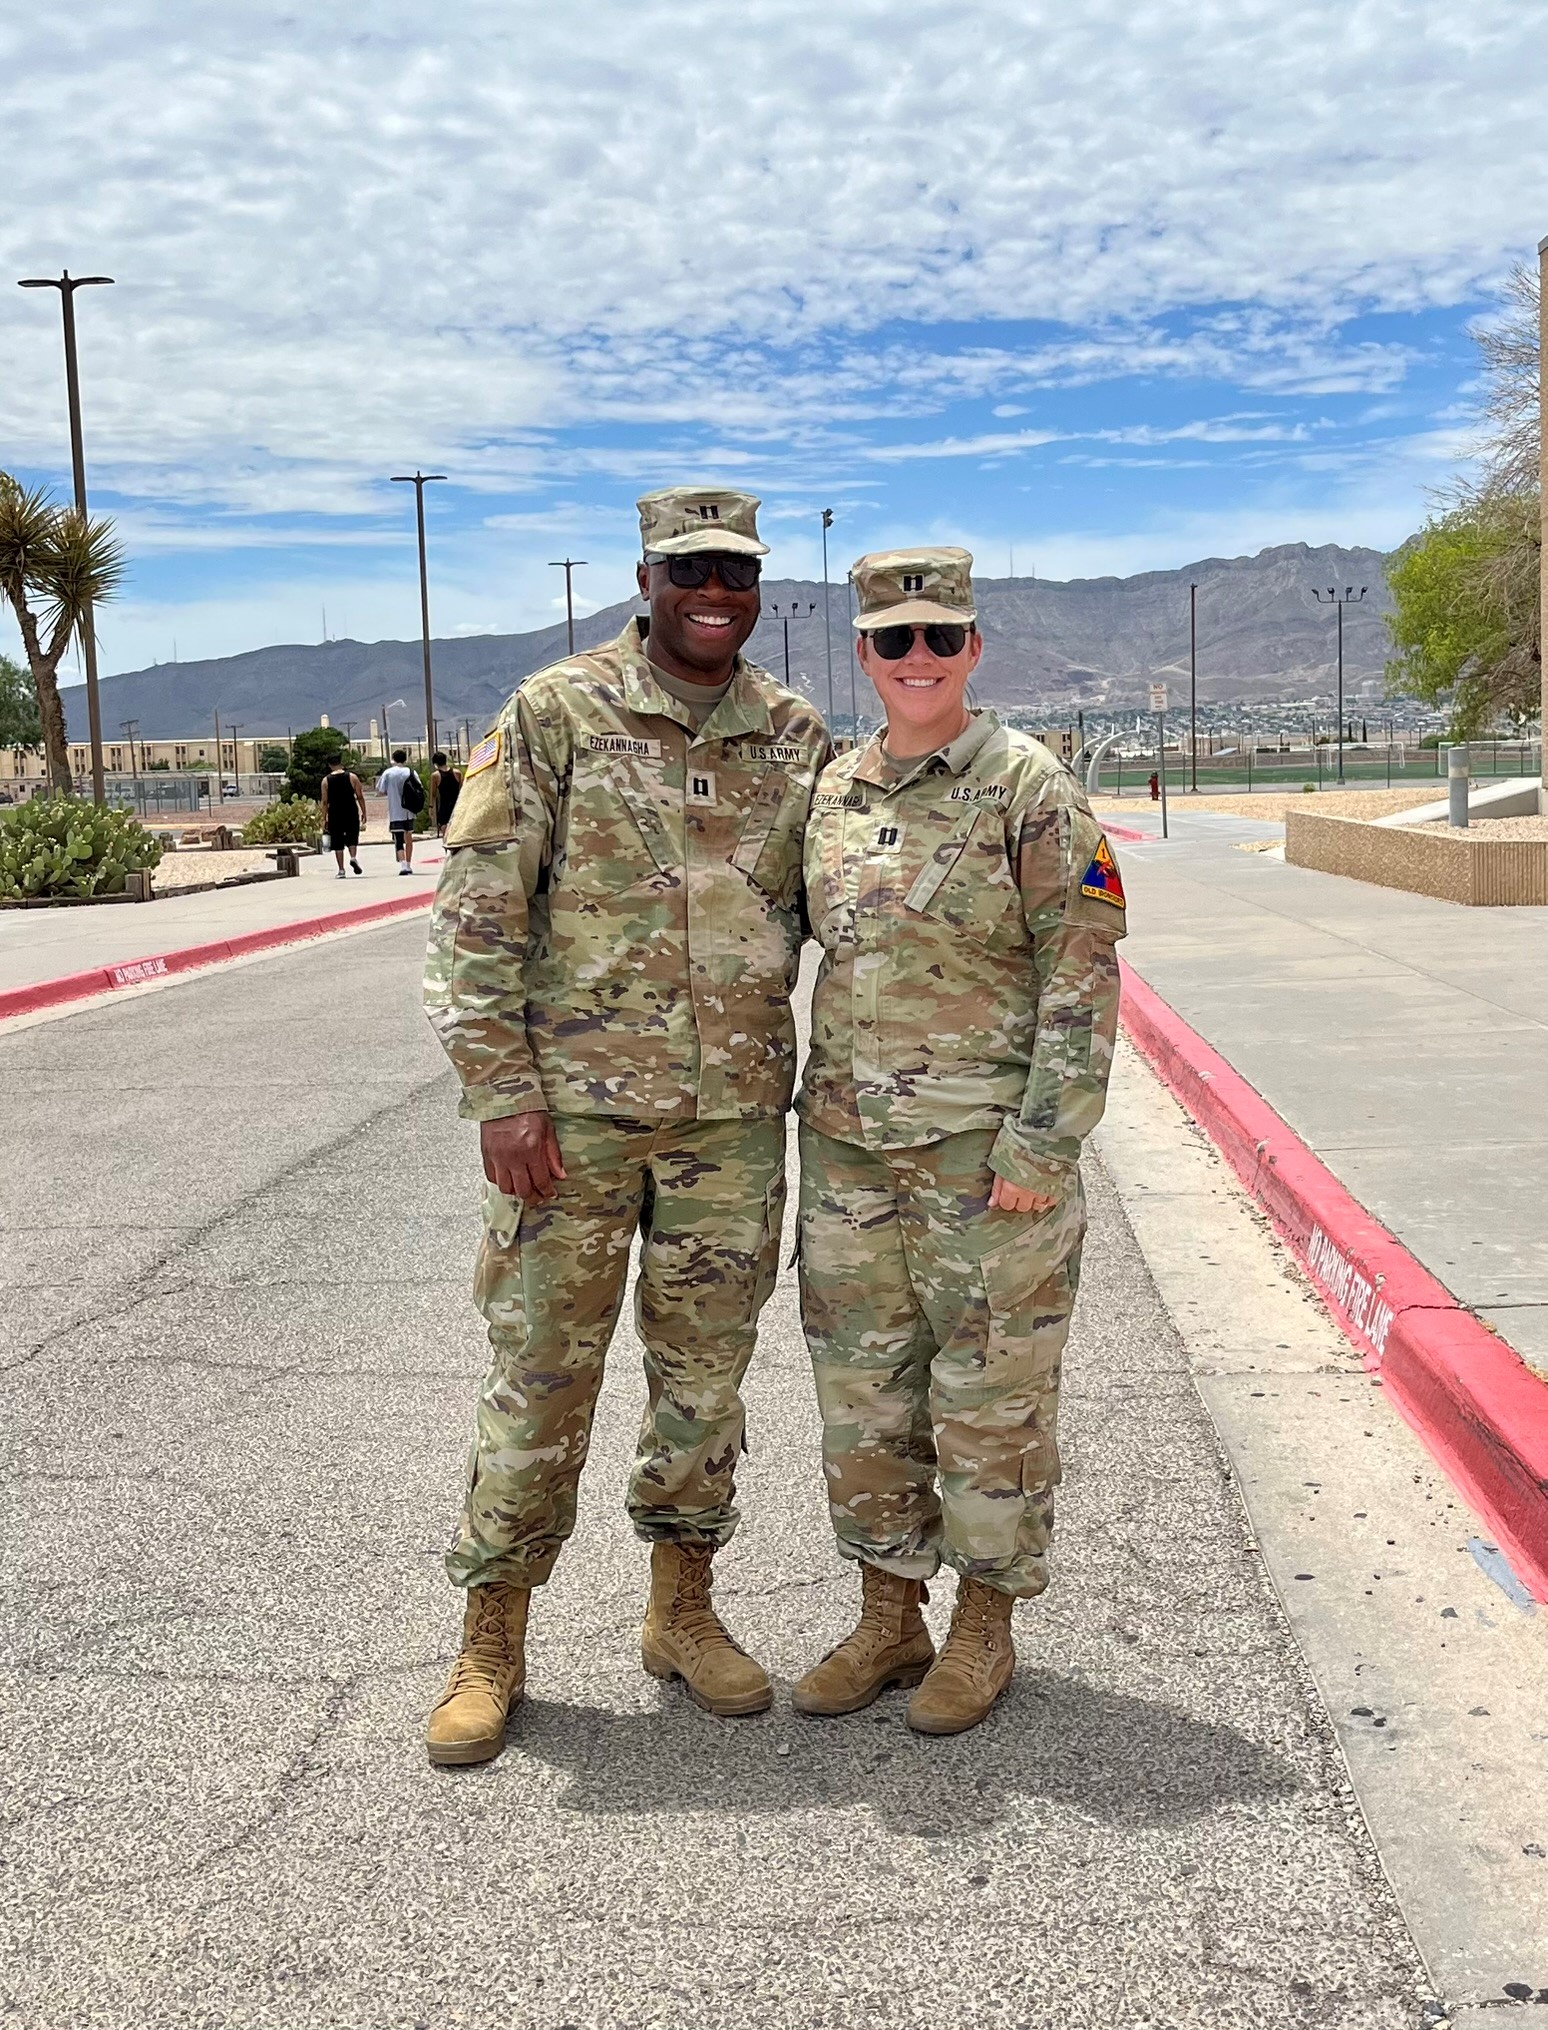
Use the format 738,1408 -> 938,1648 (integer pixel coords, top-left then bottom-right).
935,1181 -> 1086,1591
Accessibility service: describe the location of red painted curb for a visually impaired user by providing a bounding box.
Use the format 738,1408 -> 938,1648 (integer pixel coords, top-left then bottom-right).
0,888 -> 434,1023
1103,822 -> 1151,843
1119,957 -> 1548,1602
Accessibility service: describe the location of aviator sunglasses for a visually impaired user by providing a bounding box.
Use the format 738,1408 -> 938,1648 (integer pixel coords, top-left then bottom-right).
865,622 -> 969,660
651,553 -> 763,592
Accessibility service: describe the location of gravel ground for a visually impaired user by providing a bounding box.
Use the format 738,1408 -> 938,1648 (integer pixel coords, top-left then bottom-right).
1093,786 -> 1445,823
1412,814 -> 1548,839
153,848 -> 274,889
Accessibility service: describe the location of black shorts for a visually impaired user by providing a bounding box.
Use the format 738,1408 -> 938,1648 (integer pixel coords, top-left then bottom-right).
330,826 -> 360,851
389,819 -> 414,839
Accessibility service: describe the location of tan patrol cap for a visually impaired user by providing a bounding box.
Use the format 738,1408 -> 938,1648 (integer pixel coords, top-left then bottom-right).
637,485 -> 769,558
850,545 -> 976,629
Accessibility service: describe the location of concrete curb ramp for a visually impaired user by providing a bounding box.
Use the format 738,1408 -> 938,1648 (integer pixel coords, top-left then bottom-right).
1120,958 -> 1548,1601
0,888 -> 434,1022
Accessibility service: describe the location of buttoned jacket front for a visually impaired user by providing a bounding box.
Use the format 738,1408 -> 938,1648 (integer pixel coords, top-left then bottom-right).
425,619 -> 831,1123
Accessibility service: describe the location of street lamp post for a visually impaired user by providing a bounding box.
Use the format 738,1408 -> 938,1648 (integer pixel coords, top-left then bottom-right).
1189,581 -> 1198,793
18,269 -> 115,803
391,471 -> 447,759
120,718 -> 140,783
770,601 -> 816,688
820,510 -> 835,728
1312,586 -> 1367,785
548,558 -> 589,657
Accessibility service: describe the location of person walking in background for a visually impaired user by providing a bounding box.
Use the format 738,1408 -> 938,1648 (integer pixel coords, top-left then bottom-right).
431,750 -> 462,837
322,755 -> 366,878
792,546 -> 1126,1737
376,748 -> 423,873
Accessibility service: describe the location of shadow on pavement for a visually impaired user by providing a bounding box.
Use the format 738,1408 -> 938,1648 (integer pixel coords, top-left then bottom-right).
497,1668 -> 1300,1834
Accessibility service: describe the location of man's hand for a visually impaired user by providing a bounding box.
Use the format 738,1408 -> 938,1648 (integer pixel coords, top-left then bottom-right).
989,1175 -> 1058,1216
481,1112 -> 567,1203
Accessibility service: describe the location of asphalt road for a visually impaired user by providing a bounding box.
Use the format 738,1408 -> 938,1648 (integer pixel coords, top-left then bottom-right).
2,919 -> 1429,2030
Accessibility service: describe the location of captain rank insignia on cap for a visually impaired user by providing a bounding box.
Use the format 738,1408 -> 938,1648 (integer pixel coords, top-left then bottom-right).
1080,834 -> 1126,908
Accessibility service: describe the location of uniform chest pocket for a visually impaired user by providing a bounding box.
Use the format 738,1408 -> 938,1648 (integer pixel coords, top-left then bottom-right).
731,769 -> 800,906
804,801 -> 863,941
903,804 -> 1022,944
554,764 -> 679,895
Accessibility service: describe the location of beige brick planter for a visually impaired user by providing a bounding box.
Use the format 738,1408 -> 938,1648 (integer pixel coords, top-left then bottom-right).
1285,809 -> 1548,906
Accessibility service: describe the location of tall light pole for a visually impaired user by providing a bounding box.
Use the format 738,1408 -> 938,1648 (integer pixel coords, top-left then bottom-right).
845,571 -> 860,740
18,270 -> 114,803
1312,585 -> 1366,785
120,718 -> 140,782
1189,581 -> 1198,793
391,471 -> 446,758
770,601 -> 815,688
549,558 -> 588,655
819,509 -> 835,728
1539,233 -> 1548,803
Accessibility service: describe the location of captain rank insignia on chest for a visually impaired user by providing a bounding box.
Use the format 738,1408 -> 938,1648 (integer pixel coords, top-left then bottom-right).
687,770 -> 718,808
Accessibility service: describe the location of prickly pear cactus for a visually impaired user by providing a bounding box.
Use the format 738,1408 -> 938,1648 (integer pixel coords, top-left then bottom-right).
0,796 -> 163,900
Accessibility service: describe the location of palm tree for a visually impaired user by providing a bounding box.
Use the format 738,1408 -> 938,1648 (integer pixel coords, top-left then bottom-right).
0,474 -> 126,793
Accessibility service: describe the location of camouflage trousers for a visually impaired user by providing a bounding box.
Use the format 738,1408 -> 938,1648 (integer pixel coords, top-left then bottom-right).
445,1115 -> 786,1590
797,1123 -> 1085,1599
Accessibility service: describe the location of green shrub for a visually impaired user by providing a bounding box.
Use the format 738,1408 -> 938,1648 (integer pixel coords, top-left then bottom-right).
241,796 -> 320,845
0,796 -> 162,900
1302,782 -> 1316,793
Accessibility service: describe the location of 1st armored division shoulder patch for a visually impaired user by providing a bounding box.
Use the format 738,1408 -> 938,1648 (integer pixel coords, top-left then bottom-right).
1080,834 -> 1125,908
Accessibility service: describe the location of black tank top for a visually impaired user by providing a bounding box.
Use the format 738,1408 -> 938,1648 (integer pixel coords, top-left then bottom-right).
323,770 -> 357,831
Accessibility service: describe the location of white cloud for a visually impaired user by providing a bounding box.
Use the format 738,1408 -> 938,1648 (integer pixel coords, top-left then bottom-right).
3,0 -> 1541,513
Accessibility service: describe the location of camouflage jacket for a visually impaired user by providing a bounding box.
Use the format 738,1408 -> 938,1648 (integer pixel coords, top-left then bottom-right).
424,619 -> 831,1123
796,712 -> 1126,1194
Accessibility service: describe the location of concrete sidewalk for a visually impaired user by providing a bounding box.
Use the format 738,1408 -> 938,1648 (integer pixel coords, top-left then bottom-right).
0,837 -> 444,996
1108,805 -> 1548,1373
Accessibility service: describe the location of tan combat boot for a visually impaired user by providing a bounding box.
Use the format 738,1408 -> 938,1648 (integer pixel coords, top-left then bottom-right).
792,1564 -> 935,1716
425,1583 -> 530,1767
640,1542 -> 773,1716
906,1576 -> 1016,1736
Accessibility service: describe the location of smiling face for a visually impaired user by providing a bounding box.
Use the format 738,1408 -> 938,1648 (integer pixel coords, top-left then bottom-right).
635,555 -> 761,685
858,625 -> 982,756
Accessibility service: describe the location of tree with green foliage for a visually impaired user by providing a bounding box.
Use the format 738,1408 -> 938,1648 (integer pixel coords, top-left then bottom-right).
257,742 -> 290,773
0,475 -> 126,792
1386,264 -> 1540,737
1385,493 -> 1539,734
0,653 -> 43,751
285,726 -> 367,801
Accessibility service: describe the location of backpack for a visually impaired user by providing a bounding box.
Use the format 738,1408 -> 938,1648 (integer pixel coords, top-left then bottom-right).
399,768 -> 426,814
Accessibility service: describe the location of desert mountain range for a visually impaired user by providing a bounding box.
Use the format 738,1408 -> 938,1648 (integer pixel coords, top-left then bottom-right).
64,542 -> 1393,741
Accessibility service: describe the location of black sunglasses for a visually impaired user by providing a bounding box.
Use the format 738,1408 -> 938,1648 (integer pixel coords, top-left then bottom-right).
653,553 -> 762,592
865,622 -> 969,660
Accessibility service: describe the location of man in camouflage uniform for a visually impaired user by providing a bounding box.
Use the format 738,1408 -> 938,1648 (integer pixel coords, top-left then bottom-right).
422,486 -> 830,1765
792,546 -> 1125,1735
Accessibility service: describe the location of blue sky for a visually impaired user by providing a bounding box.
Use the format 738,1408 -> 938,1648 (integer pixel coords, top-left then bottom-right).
3,1 -> 1544,676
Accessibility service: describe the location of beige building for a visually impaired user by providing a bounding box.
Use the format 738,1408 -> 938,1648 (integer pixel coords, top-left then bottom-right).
2,735 -> 282,785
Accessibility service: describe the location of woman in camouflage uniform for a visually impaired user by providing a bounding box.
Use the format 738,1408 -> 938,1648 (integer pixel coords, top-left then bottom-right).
792,547 -> 1127,1735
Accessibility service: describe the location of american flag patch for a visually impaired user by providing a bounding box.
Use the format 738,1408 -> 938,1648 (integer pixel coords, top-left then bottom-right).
466,731 -> 501,777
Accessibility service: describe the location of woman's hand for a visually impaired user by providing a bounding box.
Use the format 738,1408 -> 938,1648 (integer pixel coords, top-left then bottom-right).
989,1176 -> 1058,1215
